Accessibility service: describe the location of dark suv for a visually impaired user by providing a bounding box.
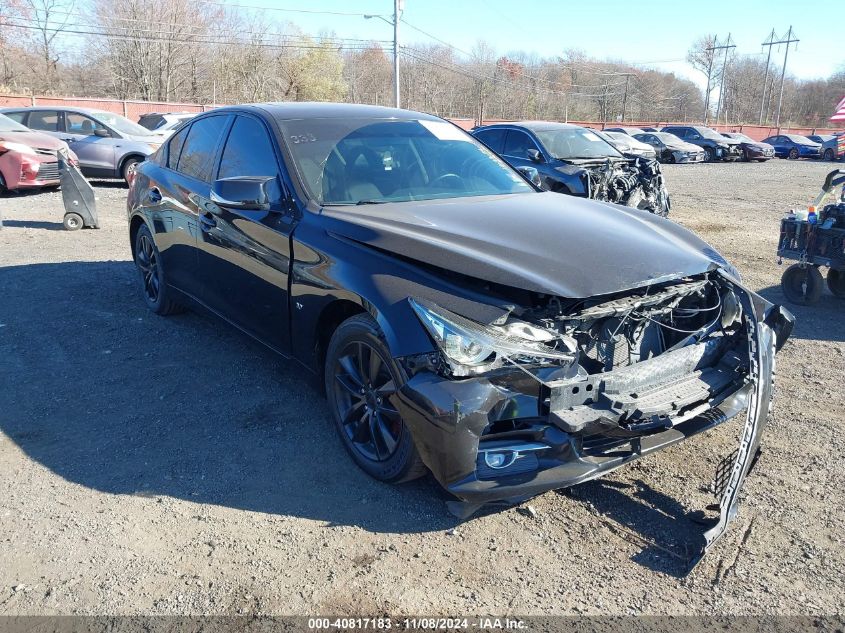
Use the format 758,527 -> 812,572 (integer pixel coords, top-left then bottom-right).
661,125 -> 743,162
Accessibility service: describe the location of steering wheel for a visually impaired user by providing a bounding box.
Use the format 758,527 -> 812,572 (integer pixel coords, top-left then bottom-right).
430,173 -> 462,188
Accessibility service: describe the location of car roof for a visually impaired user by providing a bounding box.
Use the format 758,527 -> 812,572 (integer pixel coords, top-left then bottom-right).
0,106 -> 108,115
476,121 -> 581,132
216,102 -> 442,122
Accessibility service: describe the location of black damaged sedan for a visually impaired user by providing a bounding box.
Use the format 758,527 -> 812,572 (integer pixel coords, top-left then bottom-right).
128,103 -> 792,564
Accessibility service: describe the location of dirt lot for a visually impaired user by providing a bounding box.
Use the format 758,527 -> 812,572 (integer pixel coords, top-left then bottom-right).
0,159 -> 843,616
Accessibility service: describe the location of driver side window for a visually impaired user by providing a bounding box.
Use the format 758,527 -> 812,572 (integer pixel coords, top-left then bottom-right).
504,130 -> 539,160
66,113 -> 109,136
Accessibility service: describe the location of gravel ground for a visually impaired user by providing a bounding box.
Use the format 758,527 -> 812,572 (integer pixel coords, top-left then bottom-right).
0,159 -> 843,616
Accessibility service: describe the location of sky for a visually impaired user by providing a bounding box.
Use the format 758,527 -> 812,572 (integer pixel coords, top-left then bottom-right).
231,0 -> 843,87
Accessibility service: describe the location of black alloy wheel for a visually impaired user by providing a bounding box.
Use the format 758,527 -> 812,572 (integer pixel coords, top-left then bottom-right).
325,314 -> 425,482
704,147 -> 714,162
788,147 -> 800,160
133,224 -> 182,315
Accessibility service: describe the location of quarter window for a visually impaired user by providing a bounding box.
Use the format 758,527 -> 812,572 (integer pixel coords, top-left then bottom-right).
28,111 -> 60,132
177,115 -> 229,181
166,125 -> 190,170
4,111 -> 26,124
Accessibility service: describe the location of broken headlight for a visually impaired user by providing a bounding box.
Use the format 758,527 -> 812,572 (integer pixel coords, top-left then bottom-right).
409,298 -> 574,376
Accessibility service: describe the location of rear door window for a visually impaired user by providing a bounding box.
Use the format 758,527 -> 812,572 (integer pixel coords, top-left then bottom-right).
28,111 -> 60,132
176,115 -> 229,182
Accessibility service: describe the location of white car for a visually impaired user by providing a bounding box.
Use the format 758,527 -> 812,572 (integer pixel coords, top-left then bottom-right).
137,112 -> 195,139
599,130 -> 658,159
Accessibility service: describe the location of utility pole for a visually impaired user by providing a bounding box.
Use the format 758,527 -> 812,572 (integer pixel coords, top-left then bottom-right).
758,29 -> 776,125
703,38 -> 716,124
713,34 -> 735,125
621,75 -> 628,122
774,25 -> 799,129
393,0 -> 401,109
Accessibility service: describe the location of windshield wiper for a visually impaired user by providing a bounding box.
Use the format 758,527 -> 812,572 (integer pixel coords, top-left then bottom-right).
355,199 -> 387,205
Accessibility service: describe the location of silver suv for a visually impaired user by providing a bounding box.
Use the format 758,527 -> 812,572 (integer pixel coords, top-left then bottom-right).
0,106 -> 162,183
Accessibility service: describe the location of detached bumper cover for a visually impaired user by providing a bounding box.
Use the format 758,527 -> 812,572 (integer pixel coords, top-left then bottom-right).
395,287 -> 793,566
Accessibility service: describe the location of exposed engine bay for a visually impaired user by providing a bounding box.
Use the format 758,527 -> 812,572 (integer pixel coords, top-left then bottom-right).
582,156 -> 670,217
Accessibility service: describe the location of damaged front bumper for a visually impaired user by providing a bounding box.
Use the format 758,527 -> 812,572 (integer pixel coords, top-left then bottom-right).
395,284 -> 793,566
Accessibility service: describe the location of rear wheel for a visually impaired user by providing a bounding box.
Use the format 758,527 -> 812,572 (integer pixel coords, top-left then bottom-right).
133,224 -> 183,315
827,269 -> 845,298
781,264 -> 823,305
325,314 -> 426,483
788,148 -> 799,160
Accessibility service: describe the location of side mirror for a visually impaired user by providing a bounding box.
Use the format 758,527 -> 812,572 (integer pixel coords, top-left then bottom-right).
211,176 -> 274,211
94,128 -> 110,138
526,148 -> 543,163
517,166 -> 542,188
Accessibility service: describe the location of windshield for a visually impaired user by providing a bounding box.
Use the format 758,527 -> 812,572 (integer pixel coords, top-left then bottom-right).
785,134 -> 817,144
278,118 -> 533,205
697,128 -> 726,140
0,113 -> 29,132
652,132 -> 683,144
90,111 -> 154,136
534,127 -> 622,159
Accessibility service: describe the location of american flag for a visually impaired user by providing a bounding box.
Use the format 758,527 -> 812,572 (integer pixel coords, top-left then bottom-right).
831,95 -> 845,122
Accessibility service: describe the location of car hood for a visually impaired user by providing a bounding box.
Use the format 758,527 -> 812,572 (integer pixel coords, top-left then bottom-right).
319,192 -> 727,299
745,141 -> 774,150
716,137 -> 742,146
0,130 -> 67,151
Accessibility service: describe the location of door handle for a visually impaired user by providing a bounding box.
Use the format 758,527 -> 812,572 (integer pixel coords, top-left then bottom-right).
148,187 -> 162,203
199,211 -> 217,231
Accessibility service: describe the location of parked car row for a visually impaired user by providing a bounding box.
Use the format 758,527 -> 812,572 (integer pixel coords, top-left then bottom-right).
471,121 -> 671,216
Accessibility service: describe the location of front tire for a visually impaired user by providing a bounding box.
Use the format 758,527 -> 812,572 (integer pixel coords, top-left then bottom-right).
122,157 -> 141,184
788,148 -> 799,160
824,148 -> 835,161
704,147 -> 714,162
324,314 -> 426,483
133,224 -> 183,315
781,264 -> 823,305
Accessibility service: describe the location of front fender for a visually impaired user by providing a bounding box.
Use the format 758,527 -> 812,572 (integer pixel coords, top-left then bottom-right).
289,213 -> 512,367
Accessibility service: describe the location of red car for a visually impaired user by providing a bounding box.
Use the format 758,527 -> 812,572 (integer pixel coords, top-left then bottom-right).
0,113 -> 77,193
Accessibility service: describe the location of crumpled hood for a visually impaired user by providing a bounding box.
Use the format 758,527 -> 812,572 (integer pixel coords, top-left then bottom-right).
0,130 -> 67,152
717,137 -> 742,146
320,192 -> 728,299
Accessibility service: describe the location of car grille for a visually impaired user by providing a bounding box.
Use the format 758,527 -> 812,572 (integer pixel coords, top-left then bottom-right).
36,161 -> 60,181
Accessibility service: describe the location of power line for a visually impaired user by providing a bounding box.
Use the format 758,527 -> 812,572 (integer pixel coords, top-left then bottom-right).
4,22 -> 389,51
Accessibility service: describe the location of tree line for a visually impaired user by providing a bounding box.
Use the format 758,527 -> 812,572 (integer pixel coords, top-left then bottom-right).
1,0 -> 842,127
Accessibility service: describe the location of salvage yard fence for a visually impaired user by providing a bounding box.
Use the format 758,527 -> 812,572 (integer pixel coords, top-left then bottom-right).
2,94 -> 843,142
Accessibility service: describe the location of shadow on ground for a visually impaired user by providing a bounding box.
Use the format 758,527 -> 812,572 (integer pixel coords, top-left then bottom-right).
0,260 -> 451,535
0,219 -> 66,231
